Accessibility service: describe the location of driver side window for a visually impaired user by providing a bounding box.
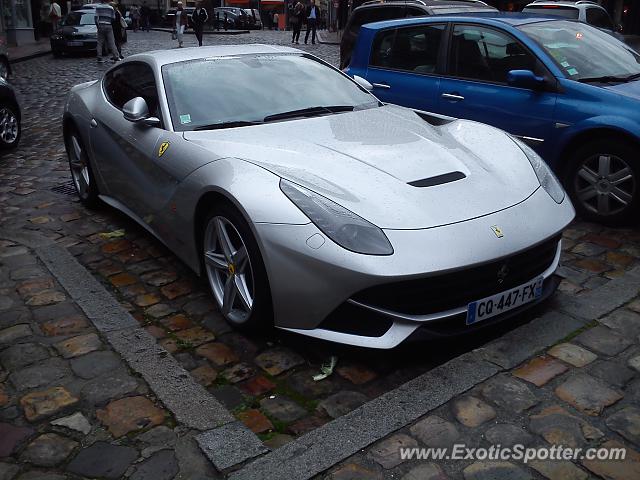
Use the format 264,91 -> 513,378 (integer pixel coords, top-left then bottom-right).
103,63 -> 161,118
448,25 -> 538,84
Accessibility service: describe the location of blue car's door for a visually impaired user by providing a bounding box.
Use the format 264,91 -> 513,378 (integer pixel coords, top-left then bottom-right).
363,23 -> 446,112
437,24 -> 557,157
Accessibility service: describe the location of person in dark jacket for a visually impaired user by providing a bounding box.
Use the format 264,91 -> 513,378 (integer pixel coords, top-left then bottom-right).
110,1 -> 125,59
291,2 -> 303,44
140,1 -> 150,31
305,0 -> 319,45
192,1 -> 208,46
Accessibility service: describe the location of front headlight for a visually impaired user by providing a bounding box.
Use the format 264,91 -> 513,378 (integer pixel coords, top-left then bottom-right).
512,137 -> 565,204
280,179 -> 394,256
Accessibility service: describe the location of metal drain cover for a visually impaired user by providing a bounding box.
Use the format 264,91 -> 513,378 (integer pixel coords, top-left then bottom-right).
51,181 -> 76,196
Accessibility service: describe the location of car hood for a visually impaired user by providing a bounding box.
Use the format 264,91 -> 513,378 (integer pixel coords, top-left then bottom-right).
183,105 -> 540,229
602,78 -> 640,101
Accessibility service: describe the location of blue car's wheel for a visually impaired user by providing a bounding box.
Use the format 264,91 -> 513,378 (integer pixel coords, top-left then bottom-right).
567,139 -> 638,226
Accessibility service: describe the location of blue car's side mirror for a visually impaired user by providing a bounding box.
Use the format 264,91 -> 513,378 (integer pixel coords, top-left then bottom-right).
507,70 -> 546,90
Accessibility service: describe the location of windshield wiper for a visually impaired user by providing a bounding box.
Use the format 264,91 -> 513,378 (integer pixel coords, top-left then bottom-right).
193,120 -> 263,131
263,105 -> 354,123
578,73 -> 640,84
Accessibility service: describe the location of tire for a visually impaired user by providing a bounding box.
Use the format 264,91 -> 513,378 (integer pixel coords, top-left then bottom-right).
0,102 -> 21,151
565,138 -> 639,226
201,203 -> 273,333
65,126 -> 100,208
0,58 -> 9,80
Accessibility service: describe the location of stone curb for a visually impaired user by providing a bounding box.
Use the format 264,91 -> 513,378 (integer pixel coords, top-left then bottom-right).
1,230 -> 267,471
228,268 -> 640,480
196,421 -> 270,471
150,28 -> 250,35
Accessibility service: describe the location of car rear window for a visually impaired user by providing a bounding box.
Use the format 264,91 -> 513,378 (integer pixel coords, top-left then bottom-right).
349,6 -> 405,33
522,5 -> 579,19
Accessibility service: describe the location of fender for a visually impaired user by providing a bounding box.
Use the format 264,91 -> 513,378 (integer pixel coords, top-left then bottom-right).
168,157 -> 309,273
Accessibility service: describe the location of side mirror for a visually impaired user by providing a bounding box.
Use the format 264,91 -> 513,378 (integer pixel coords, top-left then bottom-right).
352,75 -> 373,91
507,70 -> 546,90
123,97 -> 160,127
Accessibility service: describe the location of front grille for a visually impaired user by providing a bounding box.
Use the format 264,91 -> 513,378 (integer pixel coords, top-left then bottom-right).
352,235 -> 560,315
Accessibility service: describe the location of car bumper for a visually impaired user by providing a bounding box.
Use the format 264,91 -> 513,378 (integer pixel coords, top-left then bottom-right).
51,39 -> 97,52
256,187 -> 574,348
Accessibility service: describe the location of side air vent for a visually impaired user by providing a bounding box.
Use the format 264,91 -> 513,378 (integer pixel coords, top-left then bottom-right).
408,171 -> 466,187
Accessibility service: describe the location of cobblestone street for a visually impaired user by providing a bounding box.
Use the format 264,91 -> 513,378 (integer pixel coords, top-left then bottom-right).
1,30 -> 640,479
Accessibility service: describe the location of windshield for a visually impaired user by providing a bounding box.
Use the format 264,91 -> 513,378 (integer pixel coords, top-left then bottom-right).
62,12 -> 95,26
519,20 -> 640,81
162,54 -> 378,131
522,6 -> 579,19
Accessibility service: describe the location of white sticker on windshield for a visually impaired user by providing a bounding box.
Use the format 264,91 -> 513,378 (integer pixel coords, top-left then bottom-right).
567,68 -> 579,76
180,114 -> 192,124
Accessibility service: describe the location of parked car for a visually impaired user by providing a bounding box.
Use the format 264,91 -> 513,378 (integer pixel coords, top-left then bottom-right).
522,0 -> 624,40
62,46 -> 573,348
340,0 -> 497,69
51,8 -> 127,57
0,77 -> 21,150
347,14 -> 640,225
0,36 -> 11,80
164,7 -> 195,30
214,7 -> 250,29
244,8 -> 262,29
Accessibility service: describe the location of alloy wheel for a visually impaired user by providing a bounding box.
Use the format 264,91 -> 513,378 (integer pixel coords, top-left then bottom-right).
0,107 -> 18,145
204,216 -> 255,324
68,134 -> 90,199
574,153 -> 636,217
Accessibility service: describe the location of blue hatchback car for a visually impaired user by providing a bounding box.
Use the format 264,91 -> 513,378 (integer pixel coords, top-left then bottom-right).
346,13 -> 640,225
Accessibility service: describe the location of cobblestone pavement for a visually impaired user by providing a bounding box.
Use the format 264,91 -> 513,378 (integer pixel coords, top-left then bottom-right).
2,30 -> 640,479
326,294 -> 640,480
0,239 -> 218,479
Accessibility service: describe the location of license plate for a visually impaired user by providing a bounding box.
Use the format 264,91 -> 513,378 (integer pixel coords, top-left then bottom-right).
466,276 -> 543,325
67,41 -> 83,46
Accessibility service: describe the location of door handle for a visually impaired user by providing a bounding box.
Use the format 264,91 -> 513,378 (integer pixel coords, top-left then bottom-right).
441,93 -> 465,101
372,83 -> 391,89
90,119 -> 98,128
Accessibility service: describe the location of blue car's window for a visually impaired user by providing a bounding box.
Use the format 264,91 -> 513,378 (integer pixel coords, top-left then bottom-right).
370,24 -> 445,74
162,54 -> 379,131
448,25 -> 537,83
519,20 -> 640,81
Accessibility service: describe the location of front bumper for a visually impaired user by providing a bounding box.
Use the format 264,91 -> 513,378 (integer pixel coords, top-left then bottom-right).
255,187 -> 574,349
51,38 -> 97,52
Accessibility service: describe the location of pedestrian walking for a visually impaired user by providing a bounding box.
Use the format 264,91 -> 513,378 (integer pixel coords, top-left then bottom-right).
140,1 -> 150,31
49,1 -> 62,32
111,2 -> 126,59
192,1 -> 208,47
131,5 -> 140,32
273,12 -> 279,31
291,1 -> 303,44
305,0 -> 319,44
174,1 -> 188,47
94,1 -> 119,63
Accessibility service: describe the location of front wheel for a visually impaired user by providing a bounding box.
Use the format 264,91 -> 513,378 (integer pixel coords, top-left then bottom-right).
0,103 -> 20,150
202,204 -> 272,333
65,127 -> 100,208
566,139 -> 639,226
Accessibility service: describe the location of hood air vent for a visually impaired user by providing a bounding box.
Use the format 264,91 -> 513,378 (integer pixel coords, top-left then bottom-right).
408,171 -> 466,188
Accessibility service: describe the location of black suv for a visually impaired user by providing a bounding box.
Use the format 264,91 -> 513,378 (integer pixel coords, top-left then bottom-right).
340,0 -> 497,69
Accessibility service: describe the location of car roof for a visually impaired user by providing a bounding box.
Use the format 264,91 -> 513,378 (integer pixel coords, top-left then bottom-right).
127,44 -> 302,67
524,0 -> 599,7
361,11 -> 563,29
359,0 -> 491,6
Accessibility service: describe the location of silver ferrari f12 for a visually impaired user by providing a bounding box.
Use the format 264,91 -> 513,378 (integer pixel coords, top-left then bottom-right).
63,45 -> 575,348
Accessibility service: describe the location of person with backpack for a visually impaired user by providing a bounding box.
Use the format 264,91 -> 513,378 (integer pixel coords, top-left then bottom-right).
192,1 -> 208,47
